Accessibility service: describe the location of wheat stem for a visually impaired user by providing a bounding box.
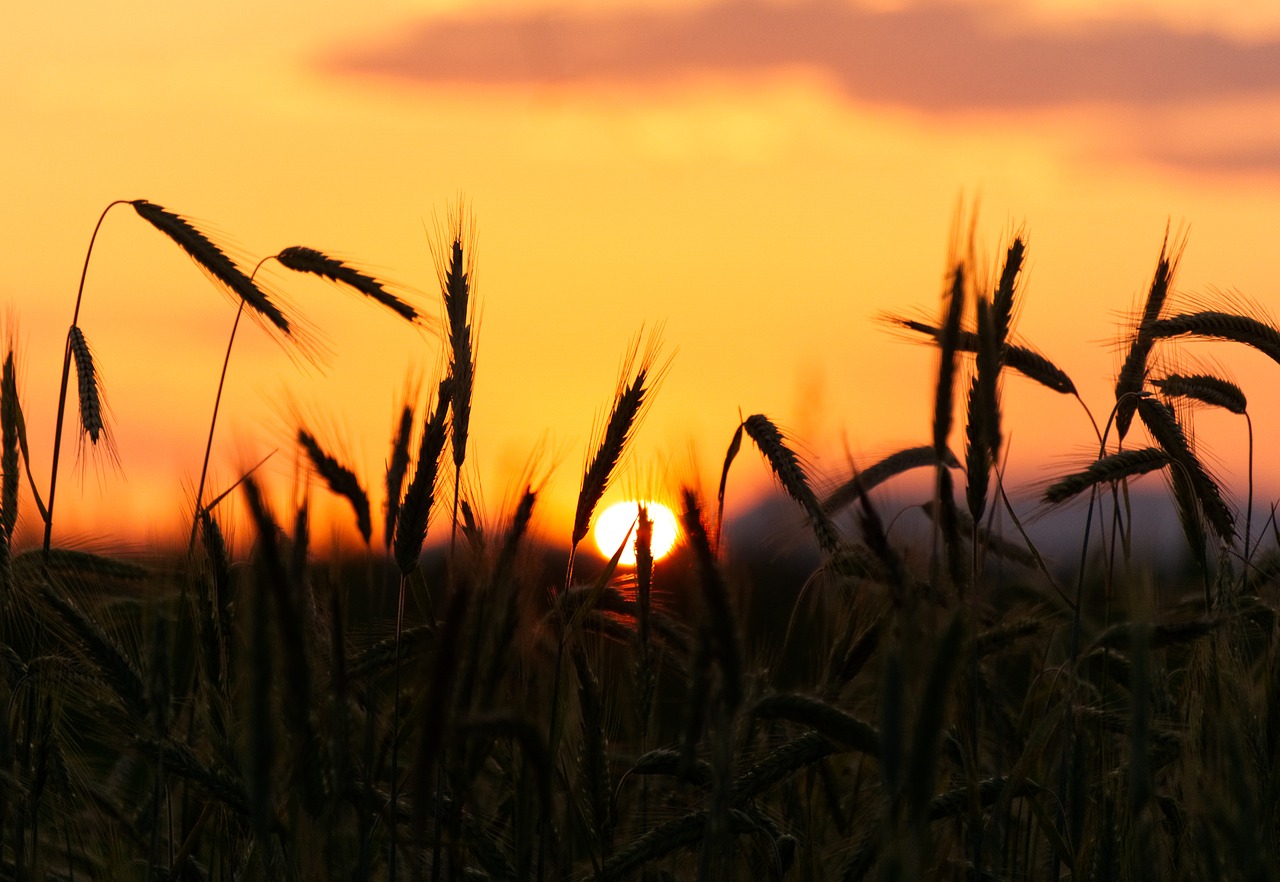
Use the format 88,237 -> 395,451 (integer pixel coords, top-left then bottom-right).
43,200 -> 128,562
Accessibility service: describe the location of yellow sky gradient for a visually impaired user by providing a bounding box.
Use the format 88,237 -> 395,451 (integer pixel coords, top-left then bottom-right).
5,0 -> 1280,554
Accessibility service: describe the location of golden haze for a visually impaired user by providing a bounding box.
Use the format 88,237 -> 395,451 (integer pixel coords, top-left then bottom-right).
4,0 -> 1280,551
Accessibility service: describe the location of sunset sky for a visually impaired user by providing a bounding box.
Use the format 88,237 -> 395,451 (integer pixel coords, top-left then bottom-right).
5,0 -> 1280,554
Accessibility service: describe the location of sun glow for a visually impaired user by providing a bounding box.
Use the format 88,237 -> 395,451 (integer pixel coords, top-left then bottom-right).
592,500 -> 680,565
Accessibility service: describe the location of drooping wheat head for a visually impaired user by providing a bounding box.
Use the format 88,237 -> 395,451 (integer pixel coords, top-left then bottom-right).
65,325 -> 120,476
1152,372 -> 1247,415
67,326 -> 102,445
297,428 -> 372,545
274,245 -> 421,324
893,318 -> 1077,395
1149,310 -> 1280,366
1136,395 -> 1234,543
741,413 -> 839,554
823,445 -> 958,515
1043,447 -> 1171,503
130,200 -> 296,339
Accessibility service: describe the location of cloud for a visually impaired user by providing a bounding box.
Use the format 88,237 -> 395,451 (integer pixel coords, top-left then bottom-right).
324,0 -> 1280,112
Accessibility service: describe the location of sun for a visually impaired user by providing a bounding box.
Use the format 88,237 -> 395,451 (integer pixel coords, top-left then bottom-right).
593,500 -> 680,565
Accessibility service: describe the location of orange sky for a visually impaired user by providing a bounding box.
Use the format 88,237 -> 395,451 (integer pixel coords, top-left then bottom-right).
5,0 -> 1280,555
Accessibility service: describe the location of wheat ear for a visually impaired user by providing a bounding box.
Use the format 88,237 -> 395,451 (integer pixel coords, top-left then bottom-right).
436,207 -> 476,549
384,403 -> 415,551
572,332 -> 664,552
890,318 -> 1077,394
275,245 -> 420,323
823,445 -> 957,514
742,414 -> 839,553
1114,232 -> 1181,440
1149,311 -> 1280,364
130,200 -> 292,335
394,380 -> 451,576
298,429 -> 372,545
1043,448 -> 1171,503
682,489 -> 743,712
0,352 -> 18,549
1154,371 -> 1254,563
1137,396 -> 1234,542
44,200 -> 130,559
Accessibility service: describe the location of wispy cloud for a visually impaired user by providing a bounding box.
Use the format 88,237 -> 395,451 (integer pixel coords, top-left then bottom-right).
325,0 -> 1280,112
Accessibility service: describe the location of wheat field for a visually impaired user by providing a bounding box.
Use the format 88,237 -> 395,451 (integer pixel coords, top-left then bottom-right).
1,200 -> 1278,881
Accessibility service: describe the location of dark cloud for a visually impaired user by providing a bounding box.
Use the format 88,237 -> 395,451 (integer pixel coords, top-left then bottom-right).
325,0 -> 1280,111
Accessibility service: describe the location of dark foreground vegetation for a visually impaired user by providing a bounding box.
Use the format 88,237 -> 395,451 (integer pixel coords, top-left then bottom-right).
4,202 -> 1280,880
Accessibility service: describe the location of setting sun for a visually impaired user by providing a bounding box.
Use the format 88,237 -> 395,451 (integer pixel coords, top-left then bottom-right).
592,499 -> 680,565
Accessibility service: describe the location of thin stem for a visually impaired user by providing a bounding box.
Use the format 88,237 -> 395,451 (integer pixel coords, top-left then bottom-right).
44,200 -> 127,562
1245,412 -> 1255,567
187,302 -> 245,554
187,256 -> 273,555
